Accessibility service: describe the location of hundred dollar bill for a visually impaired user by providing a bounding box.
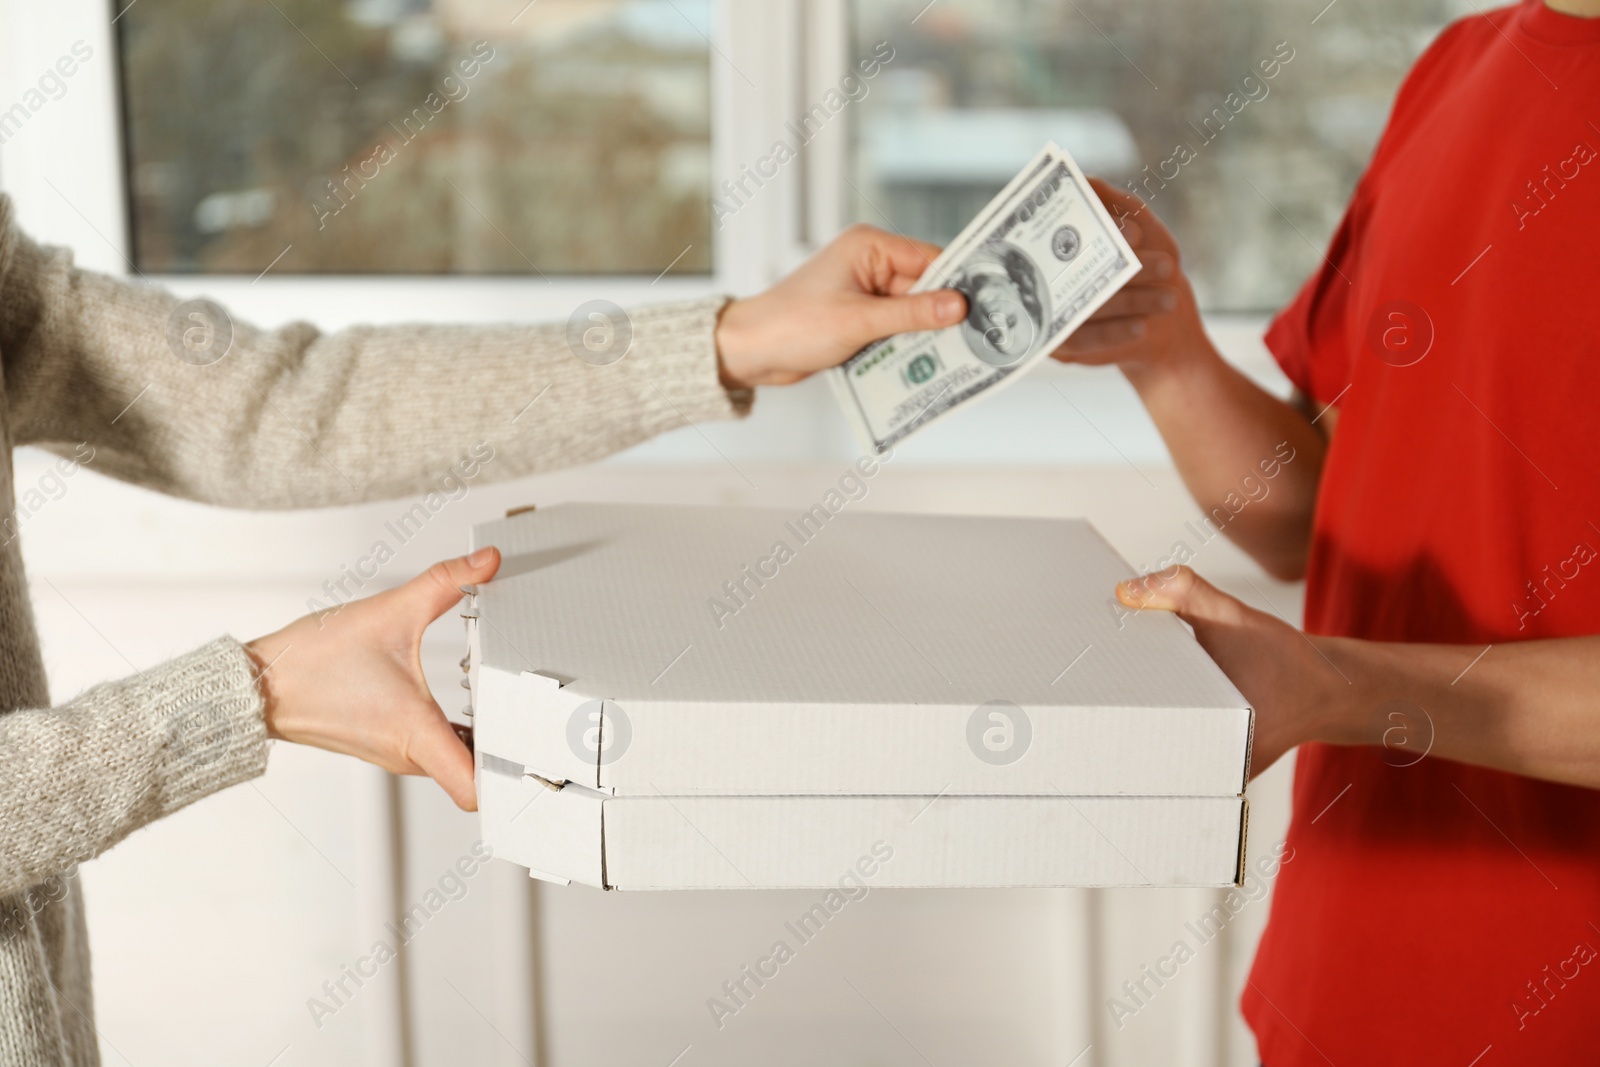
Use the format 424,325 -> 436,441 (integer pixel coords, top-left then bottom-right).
830,142 -> 1140,454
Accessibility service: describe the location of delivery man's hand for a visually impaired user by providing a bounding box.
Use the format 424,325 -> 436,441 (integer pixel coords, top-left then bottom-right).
714,224 -> 968,389
1052,179 -> 1206,372
245,548 -> 502,811
1115,565 -> 1349,777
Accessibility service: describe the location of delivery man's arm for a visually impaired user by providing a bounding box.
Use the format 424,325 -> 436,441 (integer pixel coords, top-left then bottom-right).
1114,566 -> 1600,790
1063,182 -> 1600,789
1055,180 -> 1330,582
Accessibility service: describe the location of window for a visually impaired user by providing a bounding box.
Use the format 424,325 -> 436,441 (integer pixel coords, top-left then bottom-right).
105,0 -> 1475,304
847,0 -> 1472,311
115,0 -> 714,276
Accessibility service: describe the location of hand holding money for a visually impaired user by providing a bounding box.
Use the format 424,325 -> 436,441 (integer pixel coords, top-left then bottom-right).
1051,179 -> 1200,371
714,225 -> 967,389
830,143 -> 1142,454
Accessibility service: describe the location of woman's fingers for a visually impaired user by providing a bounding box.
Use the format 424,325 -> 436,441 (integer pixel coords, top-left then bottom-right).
404,705 -> 479,811
864,228 -> 944,283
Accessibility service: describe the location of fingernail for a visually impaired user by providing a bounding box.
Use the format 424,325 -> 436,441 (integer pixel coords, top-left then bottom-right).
1129,320 -> 1146,336
1159,290 -> 1178,310
936,290 -> 965,322
1119,577 -> 1147,599
468,546 -> 494,566
1155,259 -> 1174,280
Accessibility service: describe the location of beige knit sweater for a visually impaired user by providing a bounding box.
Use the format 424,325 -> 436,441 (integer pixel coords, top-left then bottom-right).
0,195 -> 748,1065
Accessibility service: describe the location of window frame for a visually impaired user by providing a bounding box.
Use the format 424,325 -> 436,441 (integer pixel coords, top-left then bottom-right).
0,0 -> 838,329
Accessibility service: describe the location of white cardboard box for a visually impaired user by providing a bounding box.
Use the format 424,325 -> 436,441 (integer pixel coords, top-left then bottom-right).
466,502 -> 1252,889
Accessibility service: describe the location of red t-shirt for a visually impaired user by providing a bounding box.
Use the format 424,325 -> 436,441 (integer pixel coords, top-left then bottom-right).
1243,4 -> 1600,1064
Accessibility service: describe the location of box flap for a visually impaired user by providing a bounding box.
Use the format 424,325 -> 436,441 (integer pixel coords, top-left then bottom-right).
476,749 -> 605,887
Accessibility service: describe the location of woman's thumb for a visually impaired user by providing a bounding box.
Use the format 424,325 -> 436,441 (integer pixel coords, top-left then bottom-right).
855,288 -> 967,342
400,546 -> 502,622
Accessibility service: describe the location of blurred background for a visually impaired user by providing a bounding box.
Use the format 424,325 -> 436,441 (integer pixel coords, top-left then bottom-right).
0,0 -> 1473,1064
107,0 -> 1450,305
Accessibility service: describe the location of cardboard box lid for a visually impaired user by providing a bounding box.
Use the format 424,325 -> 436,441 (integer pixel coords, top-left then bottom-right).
469,502 -> 1252,797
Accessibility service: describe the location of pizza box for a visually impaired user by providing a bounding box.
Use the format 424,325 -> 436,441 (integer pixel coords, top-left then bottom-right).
463,502 -> 1253,889
477,762 -> 1248,889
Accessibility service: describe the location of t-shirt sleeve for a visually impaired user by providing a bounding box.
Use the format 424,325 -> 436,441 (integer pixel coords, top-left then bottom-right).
1264,15 -> 1475,405
1262,184 -> 1370,405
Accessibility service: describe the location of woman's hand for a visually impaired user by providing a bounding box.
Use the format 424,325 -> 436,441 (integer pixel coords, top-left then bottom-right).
714,223 -> 968,389
1052,180 -> 1210,377
245,548 -> 502,810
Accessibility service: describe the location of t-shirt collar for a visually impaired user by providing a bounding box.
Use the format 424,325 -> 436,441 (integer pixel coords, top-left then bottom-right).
1517,0 -> 1600,44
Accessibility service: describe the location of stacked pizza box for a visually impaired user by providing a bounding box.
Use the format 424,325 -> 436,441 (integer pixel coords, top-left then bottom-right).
465,502 -> 1252,889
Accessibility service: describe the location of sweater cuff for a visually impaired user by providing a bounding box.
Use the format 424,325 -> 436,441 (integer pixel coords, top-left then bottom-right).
148,637 -> 270,815
627,295 -> 754,424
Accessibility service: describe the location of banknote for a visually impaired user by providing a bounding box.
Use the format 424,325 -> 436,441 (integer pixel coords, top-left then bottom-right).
830,142 -> 1140,454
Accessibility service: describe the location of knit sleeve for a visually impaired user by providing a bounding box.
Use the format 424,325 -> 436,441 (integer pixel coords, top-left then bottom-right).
0,197 -> 751,509
0,638 -> 267,899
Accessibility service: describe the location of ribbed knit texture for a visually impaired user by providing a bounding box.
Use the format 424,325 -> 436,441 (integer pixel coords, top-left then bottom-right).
0,194 -> 747,1065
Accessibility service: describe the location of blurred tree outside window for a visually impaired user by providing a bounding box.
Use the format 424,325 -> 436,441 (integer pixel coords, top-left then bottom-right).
117,0 -> 714,275
848,0 -> 1475,312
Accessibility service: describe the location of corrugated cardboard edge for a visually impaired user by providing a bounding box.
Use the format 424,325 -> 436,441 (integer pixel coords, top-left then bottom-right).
599,802 -> 612,891
1236,699 -> 1255,890
1240,706 -> 1256,792
599,703 -> 615,891
1233,799 -> 1251,888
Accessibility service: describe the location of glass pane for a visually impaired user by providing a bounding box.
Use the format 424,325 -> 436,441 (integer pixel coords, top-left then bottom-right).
116,0 -> 713,275
848,0 -> 1473,312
